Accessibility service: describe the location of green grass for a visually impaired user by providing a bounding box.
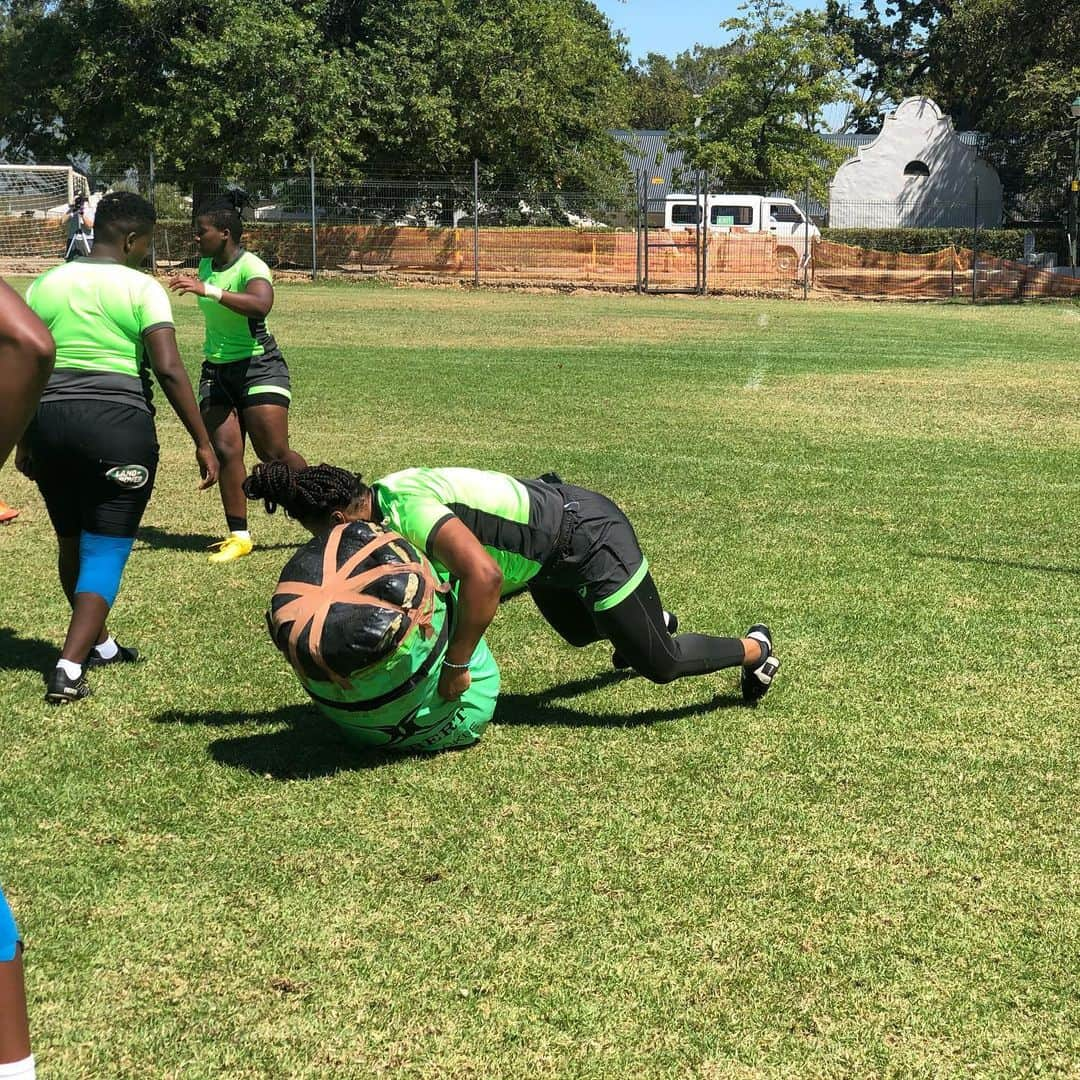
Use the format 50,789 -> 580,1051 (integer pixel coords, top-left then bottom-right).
2,282 -> 1078,1078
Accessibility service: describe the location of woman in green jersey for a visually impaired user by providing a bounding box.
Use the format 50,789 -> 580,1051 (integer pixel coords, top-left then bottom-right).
169,192 -> 306,564
245,462 -> 781,706
268,514 -> 500,753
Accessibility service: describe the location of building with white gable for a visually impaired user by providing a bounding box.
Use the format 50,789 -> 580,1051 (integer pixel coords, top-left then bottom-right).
828,97 -> 1003,228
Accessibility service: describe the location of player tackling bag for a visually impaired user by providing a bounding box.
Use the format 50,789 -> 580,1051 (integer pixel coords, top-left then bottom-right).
268,521 -> 499,751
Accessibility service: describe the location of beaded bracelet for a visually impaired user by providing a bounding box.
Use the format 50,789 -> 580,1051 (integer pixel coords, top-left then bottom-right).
441,659 -> 471,670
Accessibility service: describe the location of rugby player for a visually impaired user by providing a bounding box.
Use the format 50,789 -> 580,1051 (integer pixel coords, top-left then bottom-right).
0,278 -> 54,1080
245,462 -> 780,704
169,192 -> 306,563
21,192 -> 218,703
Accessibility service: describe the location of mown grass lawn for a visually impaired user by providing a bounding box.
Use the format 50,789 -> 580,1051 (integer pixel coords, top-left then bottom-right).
1,281 -> 1077,1077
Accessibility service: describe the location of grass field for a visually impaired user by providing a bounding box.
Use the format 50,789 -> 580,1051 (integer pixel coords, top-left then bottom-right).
1,282 -> 1078,1078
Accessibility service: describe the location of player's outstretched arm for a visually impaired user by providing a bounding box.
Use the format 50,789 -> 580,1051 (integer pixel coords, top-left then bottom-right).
169,275 -> 273,319
429,517 -> 504,702
0,280 -> 55,469
143,327 -> 219,490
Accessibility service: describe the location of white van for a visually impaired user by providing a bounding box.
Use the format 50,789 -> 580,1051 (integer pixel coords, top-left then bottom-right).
664,193 -> 818,268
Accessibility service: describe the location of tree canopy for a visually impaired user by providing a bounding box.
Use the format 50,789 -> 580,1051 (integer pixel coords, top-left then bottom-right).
626,46 -> 738,131
671,2 -> 853,196
826,0 -> 1080,198
0,0 -> 630,191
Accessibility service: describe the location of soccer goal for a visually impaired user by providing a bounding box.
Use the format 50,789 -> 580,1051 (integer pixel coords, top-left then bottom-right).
0,164 -> 91,265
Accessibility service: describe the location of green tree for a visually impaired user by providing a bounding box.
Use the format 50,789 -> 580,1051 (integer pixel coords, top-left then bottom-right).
824,0 -> 939,133
0,0 -> 631,193
673,44 -> 742,98
672,1 -> 854,195
826,0 -> 1079,200
927,0 -> 1079,197
627,53 -> 696,130
344,0 -> 630,191
626,46 -> 738,130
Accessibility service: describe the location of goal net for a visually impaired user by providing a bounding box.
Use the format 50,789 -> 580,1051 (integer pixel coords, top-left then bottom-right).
0,165 -> 91,266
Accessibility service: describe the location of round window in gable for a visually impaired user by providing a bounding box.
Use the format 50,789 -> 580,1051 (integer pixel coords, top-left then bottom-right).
904,160 -> 931,177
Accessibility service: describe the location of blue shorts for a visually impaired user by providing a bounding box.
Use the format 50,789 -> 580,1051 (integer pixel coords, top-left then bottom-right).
0,885 -> 20,962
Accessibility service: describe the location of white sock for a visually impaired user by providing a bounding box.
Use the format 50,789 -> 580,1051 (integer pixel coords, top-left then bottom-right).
0,1054 -> 36,1079
56,658 -> 82,680
94,635 -> 119,659
230,530 -> 251,541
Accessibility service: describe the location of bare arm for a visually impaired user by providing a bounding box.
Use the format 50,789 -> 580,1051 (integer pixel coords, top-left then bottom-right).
0,280 -> 55,468
169,275 -> 274,319
143,327 -> 219,489
429,517 -> 504,701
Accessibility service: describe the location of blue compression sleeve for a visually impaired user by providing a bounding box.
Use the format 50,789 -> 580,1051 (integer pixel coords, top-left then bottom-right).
75,532 -> 135,607
0,885 -> 19,962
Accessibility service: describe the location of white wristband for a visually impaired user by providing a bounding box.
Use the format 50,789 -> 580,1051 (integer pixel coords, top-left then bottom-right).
203,283 -> 223,302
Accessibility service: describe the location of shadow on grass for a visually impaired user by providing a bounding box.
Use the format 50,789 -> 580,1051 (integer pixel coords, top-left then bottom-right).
156,704 -> 399,778
153,669 -> 745,779
136,526 -> 298,554
914,550 -> 1080,577
494,668 -> 744,728
0,628 -> 55,673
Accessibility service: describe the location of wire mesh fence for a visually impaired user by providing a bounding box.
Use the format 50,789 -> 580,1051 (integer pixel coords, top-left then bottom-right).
1,161 -> 1077,301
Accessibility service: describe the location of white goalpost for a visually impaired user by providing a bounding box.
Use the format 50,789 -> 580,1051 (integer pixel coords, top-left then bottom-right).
0,164 -> 91,266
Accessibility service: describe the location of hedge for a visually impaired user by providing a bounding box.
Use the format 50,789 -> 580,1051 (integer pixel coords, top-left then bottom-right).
819,227 -> 1064,261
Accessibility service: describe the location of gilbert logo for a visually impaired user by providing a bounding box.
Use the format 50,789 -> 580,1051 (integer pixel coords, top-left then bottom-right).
106,464 -> 149,490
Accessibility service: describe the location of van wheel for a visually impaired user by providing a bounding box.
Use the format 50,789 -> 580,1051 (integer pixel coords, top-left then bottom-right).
776,246 -> 799,273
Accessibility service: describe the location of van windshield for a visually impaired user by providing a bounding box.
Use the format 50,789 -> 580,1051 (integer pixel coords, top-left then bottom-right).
710,205 -> 754,226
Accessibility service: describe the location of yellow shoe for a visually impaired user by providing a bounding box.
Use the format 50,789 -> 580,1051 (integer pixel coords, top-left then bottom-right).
208,532 -> 254,564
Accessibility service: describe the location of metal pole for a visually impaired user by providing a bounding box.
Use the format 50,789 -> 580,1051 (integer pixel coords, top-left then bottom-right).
310,155 -> 317,281
148,151 -> 156,273
802,178 -> 810,300
639,169 -> 648,291
694,170 -> 702,293
700,173 -> 708,294
1070,115 -> 1079,273
971,178 -> 979,302
633,171 -> 640,293
473,159 -> 480,288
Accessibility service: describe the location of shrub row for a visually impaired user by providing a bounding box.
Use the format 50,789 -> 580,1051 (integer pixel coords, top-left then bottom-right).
819,227 -> 1064,261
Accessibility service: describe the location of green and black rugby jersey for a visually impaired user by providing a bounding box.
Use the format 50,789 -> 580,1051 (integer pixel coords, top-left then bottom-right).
27,259 -> 174,413
372,468 -> 565,594
197,249 -> 282,364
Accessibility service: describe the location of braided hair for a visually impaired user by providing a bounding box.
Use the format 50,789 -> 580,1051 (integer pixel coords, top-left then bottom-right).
196,188 -> 248,240
244,462 -> 368,522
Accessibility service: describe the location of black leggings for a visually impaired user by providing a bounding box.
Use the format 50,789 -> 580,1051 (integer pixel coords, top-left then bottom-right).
528,572 -> 745,684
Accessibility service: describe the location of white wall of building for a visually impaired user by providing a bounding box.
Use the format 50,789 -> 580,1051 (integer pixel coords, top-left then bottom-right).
829,98 -> 1003,228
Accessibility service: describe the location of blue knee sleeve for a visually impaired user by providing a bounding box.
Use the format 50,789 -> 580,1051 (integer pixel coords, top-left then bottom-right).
0,885 -> 19,962
75,531 -> 135,606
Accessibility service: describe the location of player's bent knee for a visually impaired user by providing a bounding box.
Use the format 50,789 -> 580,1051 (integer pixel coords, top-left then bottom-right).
74,532 -> 135,606
633,659 -> 680,685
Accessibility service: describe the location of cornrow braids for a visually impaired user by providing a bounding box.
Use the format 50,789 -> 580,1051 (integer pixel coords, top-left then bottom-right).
244,462 -> 367,521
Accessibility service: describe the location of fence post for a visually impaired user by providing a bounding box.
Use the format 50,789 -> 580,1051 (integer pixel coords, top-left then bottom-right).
971,179 -> 979,303
310,155 -> 318,281
700,172 -> 708,294
643,171 -> 651,291
473,160 -> 480,288
635,172 -> 643,294
148,151 -> 156,274
802,178 -> 810,300
694,170 -> 702,293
